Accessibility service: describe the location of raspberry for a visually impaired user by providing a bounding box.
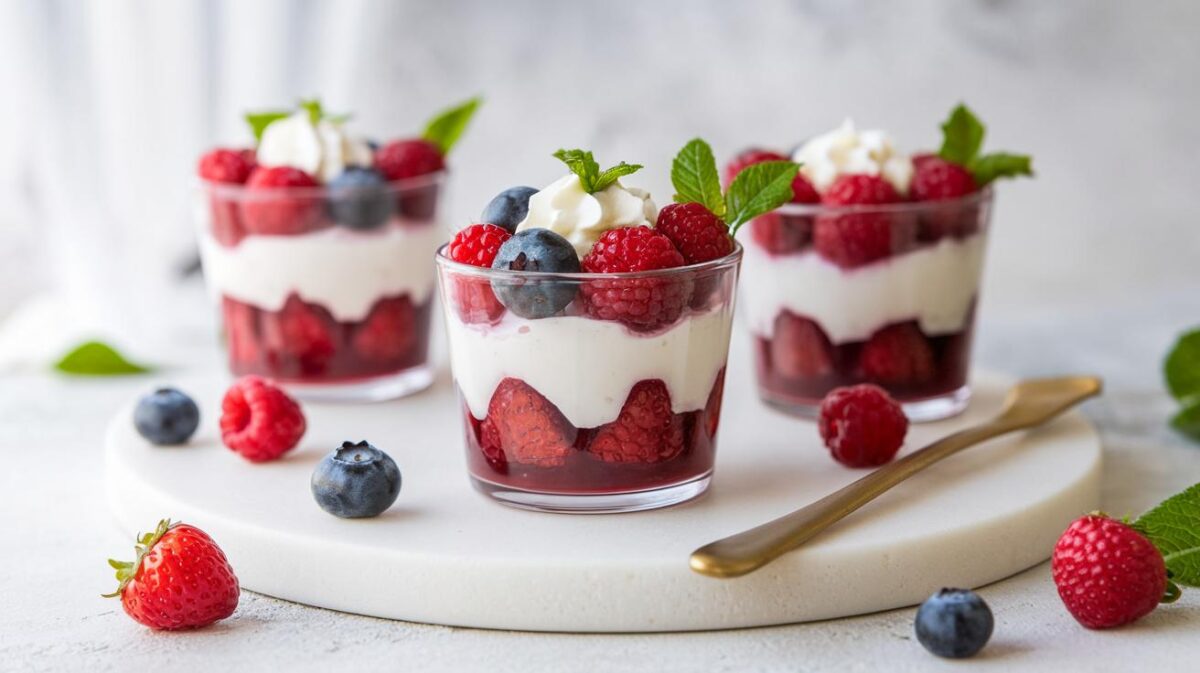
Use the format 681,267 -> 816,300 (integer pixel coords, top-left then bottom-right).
198,148 -> 254,184
1052,515 -> 1167,629
219,376 -> 306,462
261,295 -> 336,375
751,212 -> 813,255
703,369 -> 726,440
771,312 -> 833,379
486,378 -> 574,467
447,224 -> 512,324
352,295 -> 416,362
818,384 -> 908,467
240,166 -> 326,235
580,226 -> 691,331
858,323 -> 935,386
789,172 -> 821,204
221,297 -> 261,365
587,380 -> 684,463
656,202 -> 732,265
373,139 -> 445,181
725,148 -> 817,204
813,174 -> 916,268
910,156 -> 981,241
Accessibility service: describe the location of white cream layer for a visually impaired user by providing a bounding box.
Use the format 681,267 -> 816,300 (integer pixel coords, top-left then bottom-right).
740,233 -> 987,344
199,220 -> 442,322
446,309 -> 733,428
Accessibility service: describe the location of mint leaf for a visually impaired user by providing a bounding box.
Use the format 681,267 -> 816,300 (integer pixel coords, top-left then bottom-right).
724,161 -> 799,233
970,152 -> 1033,186
245,111 -> 290,142
298,99 -> 324,124
422,97 -> 482,155
1164,329 -> 1200,401
670,138 -> 726,218
938,103 -> 986,166
553,149 -> 601,192
1133,483 -> 1200,587
1171,398 -> 1200,441
54,341 -> 151,376
593,162 -> 643,193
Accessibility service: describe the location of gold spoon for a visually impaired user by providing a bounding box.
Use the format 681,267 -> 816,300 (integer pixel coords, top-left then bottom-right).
690,376 -> 1103,579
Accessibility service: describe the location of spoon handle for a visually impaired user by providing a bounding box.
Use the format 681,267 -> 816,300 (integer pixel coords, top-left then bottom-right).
689,421 -> 1013,579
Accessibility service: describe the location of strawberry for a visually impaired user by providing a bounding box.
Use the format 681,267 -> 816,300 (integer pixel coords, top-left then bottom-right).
857,323 -> 935,386
220,376 -> 306,462
1052,514 -> 1168,629
261,295 -> 337,375
485,378 -> 574,467
587,380 -> 684,463
240,166 -> 327,235
104,519 -> 239,630
771,312 -> 834,379
352,295 -> 416,362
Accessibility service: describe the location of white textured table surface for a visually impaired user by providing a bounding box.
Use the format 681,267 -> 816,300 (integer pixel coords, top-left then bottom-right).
2,287 -> 1199,672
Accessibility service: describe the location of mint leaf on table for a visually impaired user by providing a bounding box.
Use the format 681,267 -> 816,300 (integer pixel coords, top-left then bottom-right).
724,161 -> 799,234
1133,483 -> 1200,587
670,138 -> 727,218
1165,329 -> 1200,401
54,341 -> 151,376
552,148 -> 641,194
970,152 -> 1033,186
244,111 -> 290,142
422,97 -> 482,155
938,103 -> 986,165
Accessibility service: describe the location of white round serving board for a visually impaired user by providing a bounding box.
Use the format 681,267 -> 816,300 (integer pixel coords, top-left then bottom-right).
105,366 -> 1100,633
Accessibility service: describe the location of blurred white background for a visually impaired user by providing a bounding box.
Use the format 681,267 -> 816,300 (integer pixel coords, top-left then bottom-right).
1,0 -> 1198,362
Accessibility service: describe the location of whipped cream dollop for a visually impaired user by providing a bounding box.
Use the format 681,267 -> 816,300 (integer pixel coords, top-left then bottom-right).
516,174 -> 657,258
792,119 -> 913,195
257,111 -> 373,182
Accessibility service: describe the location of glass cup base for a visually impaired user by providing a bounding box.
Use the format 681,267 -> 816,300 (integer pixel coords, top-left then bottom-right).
277,365 -> 435,403
758,384 -> 971,423
469,471 -> 712,514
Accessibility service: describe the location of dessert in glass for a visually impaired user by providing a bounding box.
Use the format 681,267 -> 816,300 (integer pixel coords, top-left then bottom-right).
735,104 -> 1031,421
196,98 -> 479,401
437,141 -> 796,512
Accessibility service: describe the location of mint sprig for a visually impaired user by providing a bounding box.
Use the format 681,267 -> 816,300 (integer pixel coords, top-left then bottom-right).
936,103 -> 1033,186
245,111 -> 290,142
1133,483 -> 1200,588
1164,328 -> 1200,440
54,341 -> 151,376
422,97 -> 482,155
669,138 -> 798,236
244,98 -> 352,142
552,148 -> 643,194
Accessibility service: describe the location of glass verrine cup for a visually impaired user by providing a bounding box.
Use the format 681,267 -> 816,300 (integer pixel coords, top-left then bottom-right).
740,188 -> 993,421
436,244 -> 742,513
196,172 -> 444,401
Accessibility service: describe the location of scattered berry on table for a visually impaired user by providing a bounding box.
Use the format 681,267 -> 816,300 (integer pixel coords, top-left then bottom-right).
373,138 -> 445,181
914,588 -> 994,658
480,186 -> 539,233
656,201 -> 732,265
219,376 -> 306,462
817,384 -> 908,467
491,228 -> 581,319
103,519 -> 239,630
857,323 -> 935,386
133,388 -> 200,446
1052,514 -> 1168,629
327,166 -> 393,230
311,441 -> 402,518
579,226 -> 691,331
813,174 -> 915,268
240,165 -> 325,235
587,380 -> 684,463
485,378 -> 575,467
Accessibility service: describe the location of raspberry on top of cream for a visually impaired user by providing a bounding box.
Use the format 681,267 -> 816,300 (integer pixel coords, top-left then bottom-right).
792,119 -> 913,195
516,174 -> 656,258
257,109 -> 373,183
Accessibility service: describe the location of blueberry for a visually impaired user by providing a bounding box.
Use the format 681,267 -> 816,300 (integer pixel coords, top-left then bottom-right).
914,588 -> 994,659
311,441 -> 401,518
490,228 -> 580,319
328,167 -> 393,230
133,388 -> 200,445
480,186 -> 538,233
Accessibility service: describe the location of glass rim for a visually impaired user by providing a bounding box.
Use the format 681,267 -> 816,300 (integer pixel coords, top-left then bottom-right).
435,240 -> 743,281
196,168 -> 446,198
774,184 -> 993,216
